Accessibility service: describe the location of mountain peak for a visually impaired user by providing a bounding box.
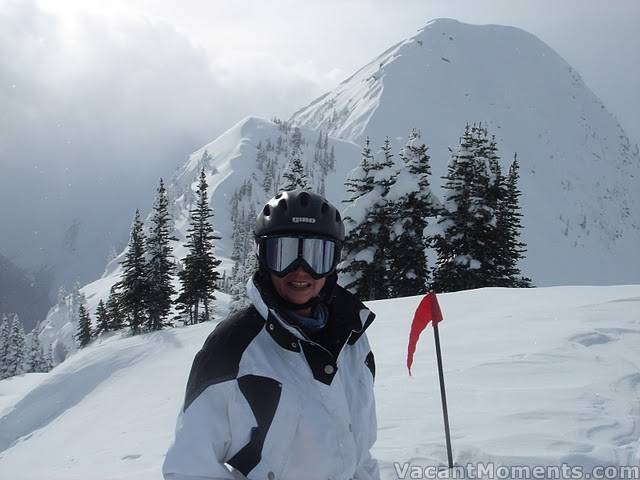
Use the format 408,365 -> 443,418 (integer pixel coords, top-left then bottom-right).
291,19 -> 640,285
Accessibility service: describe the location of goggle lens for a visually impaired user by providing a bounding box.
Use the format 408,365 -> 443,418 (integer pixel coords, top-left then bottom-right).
263,236 -> 337,277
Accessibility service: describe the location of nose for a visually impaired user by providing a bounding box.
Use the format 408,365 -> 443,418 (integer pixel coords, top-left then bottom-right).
288,264 -> 312,278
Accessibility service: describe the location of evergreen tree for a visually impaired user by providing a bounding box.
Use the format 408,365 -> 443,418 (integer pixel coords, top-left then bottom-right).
430,125 -> 483,292
466,124 -> 500,286
4,315 -> 26,377
340,138 -> 398,300
106,286 -> 124,330
94,299 -> 110,336
0,316 -> 10,379
263,161 -> 274,194
496,155 -> 531,287
429,124 -> 520,292
117,210 -> 148,334
388,130 -> 438,297
344,137 -> 375,201
45,344 -> 54,371
281,156 -> 310,191
176,168 -> 222,325
146,179 -> 177,330
25,331 -> 48,373
75,304 -> 92,348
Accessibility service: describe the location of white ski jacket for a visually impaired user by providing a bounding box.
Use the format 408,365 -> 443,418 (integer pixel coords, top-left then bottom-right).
163,277 -> 379,480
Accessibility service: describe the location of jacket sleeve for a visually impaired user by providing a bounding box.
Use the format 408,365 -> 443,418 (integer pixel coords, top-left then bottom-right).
163,381 -> 242,480
354,342 -> 380,480
354,383 -> 380,479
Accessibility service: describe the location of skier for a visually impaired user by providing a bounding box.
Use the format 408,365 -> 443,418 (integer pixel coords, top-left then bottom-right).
163,189 -> 379,480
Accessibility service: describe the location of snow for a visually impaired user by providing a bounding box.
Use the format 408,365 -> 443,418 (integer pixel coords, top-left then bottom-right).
38,18 -> 640,365
291,18 -> 640,287
2,285 -> 640,479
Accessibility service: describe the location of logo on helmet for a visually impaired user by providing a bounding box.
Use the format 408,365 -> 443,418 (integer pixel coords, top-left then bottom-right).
292,217 -> 316,224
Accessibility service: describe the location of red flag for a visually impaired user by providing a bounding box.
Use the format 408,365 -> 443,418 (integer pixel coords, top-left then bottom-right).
407,292 -> 443,375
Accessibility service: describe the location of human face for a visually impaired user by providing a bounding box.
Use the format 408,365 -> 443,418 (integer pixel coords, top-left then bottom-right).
270,265 -> 326,315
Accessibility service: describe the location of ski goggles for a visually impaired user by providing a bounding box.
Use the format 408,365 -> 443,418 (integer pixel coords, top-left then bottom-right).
258,235 -> 340,279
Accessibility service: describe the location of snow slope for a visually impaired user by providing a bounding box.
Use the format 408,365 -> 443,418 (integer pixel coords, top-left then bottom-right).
2,286 -> 639,479
291,18 -> 640,286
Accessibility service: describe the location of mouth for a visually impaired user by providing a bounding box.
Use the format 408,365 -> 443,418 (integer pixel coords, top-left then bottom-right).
288,281 -> 311,290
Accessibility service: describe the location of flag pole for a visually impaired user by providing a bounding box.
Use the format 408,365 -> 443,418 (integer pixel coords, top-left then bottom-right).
432,322 -> 453,469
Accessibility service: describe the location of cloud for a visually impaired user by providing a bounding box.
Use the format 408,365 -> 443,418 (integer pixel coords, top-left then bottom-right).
0,0 -> 328,287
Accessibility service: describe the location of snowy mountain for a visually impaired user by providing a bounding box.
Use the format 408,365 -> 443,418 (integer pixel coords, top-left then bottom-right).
36,117 -> 362,357
36,18 -> 640,360
2,286 -> 639,479
291,18 -> 640,286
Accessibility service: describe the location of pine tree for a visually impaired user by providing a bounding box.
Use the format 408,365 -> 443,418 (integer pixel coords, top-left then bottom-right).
45,344 -> 54,371
75,304 -> 92,348
106,286 -> 124,330
281,156 -> 310,191
429,124 -> 513,292
466,125 -> 500,286
25,332 -> 48,373
4,315 -> 26,377
94,299 -> 110,336
430,125 -> 482,292
0,316 -> 10,379
146,179 -> 177,330
344,137 -> 375,201
117,210 -> 148,334
496,155 -> 531,287
176,168 -> 222,325
388,129 -> 438,297
340,138 -> 398,300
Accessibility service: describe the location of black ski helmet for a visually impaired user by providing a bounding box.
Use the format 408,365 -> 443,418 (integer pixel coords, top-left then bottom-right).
254,190 -> 345,242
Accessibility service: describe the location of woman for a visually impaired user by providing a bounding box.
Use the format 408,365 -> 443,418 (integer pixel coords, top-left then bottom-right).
163,189 -> 379,480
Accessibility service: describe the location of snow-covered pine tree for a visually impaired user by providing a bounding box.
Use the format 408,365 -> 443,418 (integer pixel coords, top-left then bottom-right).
25,331 -> 48,373
69,282 -> 86,326
281,155 -> 310,191
430,125 -> 483,292
496,154 -> 531,287
340,138 -> 398,300
75,304 -> 92,348
344,137 -> 375,200
229,246 -> 257,315
45,344 -> 54,371
176,168 -> 221,325
262,160 -> 274,194
146,179 -> 177,330
94,299 -> 110,336
4,315 -> 26,377
0,316 -> 10,379
106,286 -> 124,330
117,210 -> 148,334
387,129 -> 439,297
465,124 -> 500,287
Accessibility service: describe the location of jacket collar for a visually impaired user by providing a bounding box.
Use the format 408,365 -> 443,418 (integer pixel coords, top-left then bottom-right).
246,276 -> 375,353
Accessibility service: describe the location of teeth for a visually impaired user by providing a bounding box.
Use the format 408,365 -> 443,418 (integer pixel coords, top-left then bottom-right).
291,281 -> 310,288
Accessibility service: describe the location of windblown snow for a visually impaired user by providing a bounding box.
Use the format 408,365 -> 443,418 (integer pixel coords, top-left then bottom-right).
1,286 -> 639,479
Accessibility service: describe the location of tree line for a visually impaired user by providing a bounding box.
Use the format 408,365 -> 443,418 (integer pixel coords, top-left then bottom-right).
2,121 -> 530,376
340,123 -> 530,300
74,169 -> 222,348
75,122 -> 529,350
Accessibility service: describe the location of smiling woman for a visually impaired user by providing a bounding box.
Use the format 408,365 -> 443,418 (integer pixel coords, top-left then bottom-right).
163,190 -> 380,479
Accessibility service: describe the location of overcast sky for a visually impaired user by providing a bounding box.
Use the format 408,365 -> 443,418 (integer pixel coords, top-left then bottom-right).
1,0 -> 638,286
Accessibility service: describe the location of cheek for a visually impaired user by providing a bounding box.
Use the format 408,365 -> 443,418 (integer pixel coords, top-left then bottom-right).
313,278 -> 326,294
